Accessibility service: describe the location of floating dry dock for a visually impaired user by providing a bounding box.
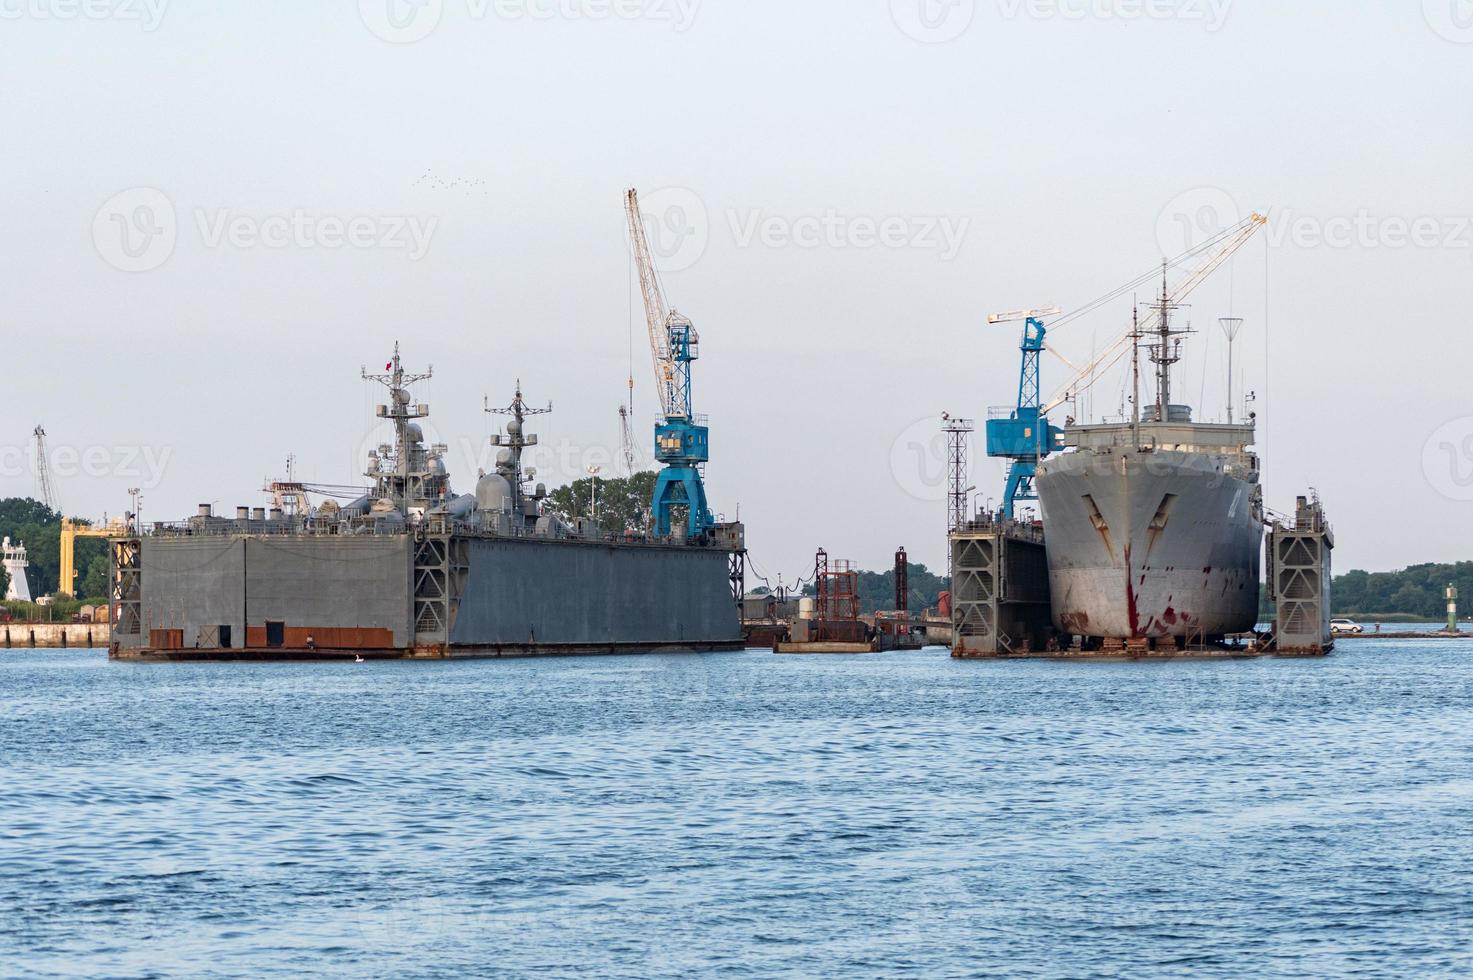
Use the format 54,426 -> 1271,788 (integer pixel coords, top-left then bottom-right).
109,349 -> 746,661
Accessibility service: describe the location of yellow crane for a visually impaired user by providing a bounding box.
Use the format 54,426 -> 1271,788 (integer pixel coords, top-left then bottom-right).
59,517 -> 127,598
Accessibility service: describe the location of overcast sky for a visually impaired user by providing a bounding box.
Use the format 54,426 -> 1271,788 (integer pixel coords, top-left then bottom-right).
3,1 -> 1471,582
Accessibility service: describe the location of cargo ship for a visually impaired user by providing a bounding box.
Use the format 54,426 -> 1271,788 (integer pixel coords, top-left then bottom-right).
1034,283 -> 1263,645
108,347 -> 746,660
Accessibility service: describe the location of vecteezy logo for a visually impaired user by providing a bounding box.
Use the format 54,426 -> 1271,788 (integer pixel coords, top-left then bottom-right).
637,186 -> 709,273
889,416 -> 960,503
890,0 -> 975,43
1424,0 -> 1473,43
1155,186 -> 1242,258
92,187 -> 177,273
1423,416 -> 1473,501
359,0 -> 444,43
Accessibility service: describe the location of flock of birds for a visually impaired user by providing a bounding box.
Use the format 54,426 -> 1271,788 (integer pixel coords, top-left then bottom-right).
412,168 -> 492,195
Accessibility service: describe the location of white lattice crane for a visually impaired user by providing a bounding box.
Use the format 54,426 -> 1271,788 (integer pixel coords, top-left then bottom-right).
33,426 -> 59,514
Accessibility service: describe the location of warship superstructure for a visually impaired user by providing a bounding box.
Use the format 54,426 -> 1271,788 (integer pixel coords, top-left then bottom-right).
1034,282 -> 1264,644
108,347 -> 745,660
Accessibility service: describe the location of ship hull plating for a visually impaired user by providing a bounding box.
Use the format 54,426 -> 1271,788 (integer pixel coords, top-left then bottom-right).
1036,449 -> 1262,640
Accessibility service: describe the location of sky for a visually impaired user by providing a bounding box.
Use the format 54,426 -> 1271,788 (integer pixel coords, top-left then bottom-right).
2,1 -> 1471,583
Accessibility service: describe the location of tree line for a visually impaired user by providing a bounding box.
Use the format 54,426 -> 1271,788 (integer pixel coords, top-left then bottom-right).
0,497 -> 110,602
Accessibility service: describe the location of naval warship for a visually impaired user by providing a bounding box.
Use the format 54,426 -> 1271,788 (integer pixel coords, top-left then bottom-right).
108,347 -> 745,659
1035,281 -> 1263,644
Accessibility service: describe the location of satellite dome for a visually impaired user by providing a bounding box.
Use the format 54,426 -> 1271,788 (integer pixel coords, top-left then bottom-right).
507,419 -> 523,436
476,473 -> 513,513
407,423 -> 424,443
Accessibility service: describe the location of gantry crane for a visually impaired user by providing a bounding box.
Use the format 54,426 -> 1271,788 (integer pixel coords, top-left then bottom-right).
625,188 -> 713,539
985,306 -> 1063,518
59,516 -> 127,598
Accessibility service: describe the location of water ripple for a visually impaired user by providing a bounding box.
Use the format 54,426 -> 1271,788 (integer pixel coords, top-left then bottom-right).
2,644 -> 1472,976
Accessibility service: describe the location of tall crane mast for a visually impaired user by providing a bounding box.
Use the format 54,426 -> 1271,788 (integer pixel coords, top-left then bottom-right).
625,188 -> 713,539
33,426 -> 59,514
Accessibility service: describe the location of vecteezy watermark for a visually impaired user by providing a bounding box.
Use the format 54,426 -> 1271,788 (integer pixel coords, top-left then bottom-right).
890,0 -> 1230,43
194,209 -> 438,261
1423,0 -> 1473,43
635,186 -> 710,274
728,209 -> 971,262
890,0 -> 976,43
92,188 -> 439,272
997,0 -> 1232,30
0,0 -> 169,30
1423,416 -> 1473,502
357,0 -> 700,43
92,187 -> 178,273
1,441 -> 173,489
1156,188 -> 1473,257
890,416 -> 968,503
636,187 -> 971,271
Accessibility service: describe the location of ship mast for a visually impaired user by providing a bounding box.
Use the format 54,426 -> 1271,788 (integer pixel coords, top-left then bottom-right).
1130,302 -> 1142,450
361,343 -> 437,511
486,381 -> 551,512
1147,260 -> 1189,420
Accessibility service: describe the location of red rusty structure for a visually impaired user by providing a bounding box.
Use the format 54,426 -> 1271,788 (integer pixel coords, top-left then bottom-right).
895,547 -> 909,613
810,548 -> 864,643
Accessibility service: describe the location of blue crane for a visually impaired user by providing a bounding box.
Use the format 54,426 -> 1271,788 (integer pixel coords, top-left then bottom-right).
985,307 -> 1064,519
626,189 -> 714,539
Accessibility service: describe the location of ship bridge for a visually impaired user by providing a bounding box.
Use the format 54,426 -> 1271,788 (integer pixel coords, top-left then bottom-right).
1062,419 -> 1257,457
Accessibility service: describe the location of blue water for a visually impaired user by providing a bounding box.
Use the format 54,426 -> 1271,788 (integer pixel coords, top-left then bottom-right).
3,644 -> 1472,978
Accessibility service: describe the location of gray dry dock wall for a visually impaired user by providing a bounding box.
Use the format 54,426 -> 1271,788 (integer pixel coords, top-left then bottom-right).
451,538 -> 740,647
139,536 -> 414,648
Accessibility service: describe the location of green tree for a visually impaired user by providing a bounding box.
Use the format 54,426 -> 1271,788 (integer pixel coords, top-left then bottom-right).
801,561 -> 951,614
80,554 -> 110,601
0,498 -> 113,601
544,471 -> 657,533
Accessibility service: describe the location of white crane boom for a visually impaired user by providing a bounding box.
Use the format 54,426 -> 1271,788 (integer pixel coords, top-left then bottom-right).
987,306 -> 1062,325
625,189 -> 684,419
33,426 -> 59,514
1042,213 -> 1268,415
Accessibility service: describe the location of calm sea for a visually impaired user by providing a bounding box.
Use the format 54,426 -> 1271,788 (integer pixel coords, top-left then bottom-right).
3,644 -> 1471,977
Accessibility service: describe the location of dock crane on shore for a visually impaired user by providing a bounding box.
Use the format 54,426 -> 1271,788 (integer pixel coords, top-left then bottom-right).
625,188 -> 714,539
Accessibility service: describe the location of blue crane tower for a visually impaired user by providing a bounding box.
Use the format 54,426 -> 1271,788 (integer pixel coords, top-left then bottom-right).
985,307 -> 1065,519
626,189 -> 714,539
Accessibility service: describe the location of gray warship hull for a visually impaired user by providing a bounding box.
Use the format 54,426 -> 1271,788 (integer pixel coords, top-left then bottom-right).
1035,432 -> 1262,641
109,528 -> 743,659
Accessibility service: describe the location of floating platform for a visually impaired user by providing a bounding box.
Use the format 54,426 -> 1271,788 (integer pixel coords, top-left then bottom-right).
774,641 -> 876,655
